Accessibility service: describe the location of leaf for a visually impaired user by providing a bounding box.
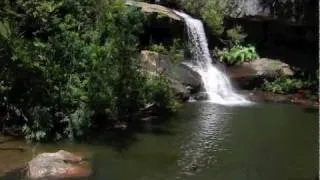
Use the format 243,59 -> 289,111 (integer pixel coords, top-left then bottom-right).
0,21 -> 11,39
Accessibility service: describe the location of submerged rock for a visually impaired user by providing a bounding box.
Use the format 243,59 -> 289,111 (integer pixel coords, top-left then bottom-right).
228,58 -> 294,89
194,92 -> 209,101
27,150 -> 91,179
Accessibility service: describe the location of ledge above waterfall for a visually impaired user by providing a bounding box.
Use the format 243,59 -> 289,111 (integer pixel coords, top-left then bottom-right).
127,1 -> 185,49
126,0 -> 182,21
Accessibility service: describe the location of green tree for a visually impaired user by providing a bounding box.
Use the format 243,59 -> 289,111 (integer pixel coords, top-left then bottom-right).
0,0 -> 176,141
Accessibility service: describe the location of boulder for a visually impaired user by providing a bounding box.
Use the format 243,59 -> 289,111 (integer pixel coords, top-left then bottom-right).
27,150 -> 91,179
228,58 -> 294,89
140,50 -> 202,97
167,78 -> 190,101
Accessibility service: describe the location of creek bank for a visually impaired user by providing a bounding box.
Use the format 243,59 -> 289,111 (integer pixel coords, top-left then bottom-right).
226,58 -> 318,108
0,150 -> 91,179
140,50 -> 318,108
246,90 -> 318,109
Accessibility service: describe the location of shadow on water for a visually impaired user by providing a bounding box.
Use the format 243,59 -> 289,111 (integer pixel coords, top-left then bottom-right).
0,136 -> 21,144
129,114 -> 177,136
303,106 -> 319,114
91,130 -> 139,153
0,167 -> 26,180
0,112 -> 178,179
84,113 -> 177,153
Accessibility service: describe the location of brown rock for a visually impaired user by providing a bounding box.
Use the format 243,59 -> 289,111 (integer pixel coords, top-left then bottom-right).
228,58 -> 294,89
27,150 -> 91,179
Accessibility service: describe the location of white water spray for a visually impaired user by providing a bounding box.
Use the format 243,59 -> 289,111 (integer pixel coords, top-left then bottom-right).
174,11 -> 250,106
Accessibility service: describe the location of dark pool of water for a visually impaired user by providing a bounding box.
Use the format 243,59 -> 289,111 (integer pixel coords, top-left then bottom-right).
0,102 -> 318,180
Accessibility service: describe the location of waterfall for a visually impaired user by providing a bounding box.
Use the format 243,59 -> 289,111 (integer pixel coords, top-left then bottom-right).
174,11 -> 250,106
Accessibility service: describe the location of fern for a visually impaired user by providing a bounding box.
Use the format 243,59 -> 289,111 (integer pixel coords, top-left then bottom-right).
215,44 -> 259,65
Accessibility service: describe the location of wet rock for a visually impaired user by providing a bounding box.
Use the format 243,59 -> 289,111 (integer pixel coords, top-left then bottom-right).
140,50 -> 202,99
175,64 -> 202,93
228,58 -> 294,89
194,92 -> 209,101
27,150 -> 91,179
167,78 -> 190,101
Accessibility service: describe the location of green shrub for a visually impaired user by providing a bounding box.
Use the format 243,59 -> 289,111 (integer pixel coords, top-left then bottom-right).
178,0 -> 225,36
149,43 -> 167,54
142,74 -> 180,111
261,77 -> 310,94
226,26 -> 247,45
215,44 -> 259,65
148,38 -> 184,63
200,0 -> 225,36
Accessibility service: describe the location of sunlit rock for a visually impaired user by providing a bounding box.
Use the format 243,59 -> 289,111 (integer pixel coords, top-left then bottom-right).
27,150 -> 91,179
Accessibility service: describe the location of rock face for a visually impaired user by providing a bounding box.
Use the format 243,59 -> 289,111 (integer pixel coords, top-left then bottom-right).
228,58 -> 294,89
141,50 -> 202,100
226,0 -> 316,25
224,0 -> 317,71
27,150 -> 91,179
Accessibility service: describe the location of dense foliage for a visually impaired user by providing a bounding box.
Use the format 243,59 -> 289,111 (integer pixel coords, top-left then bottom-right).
0,0 -> 176,141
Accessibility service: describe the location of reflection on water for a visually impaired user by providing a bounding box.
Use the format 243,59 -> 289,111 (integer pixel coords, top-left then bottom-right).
0,103 -> 318,180
177,104 -> 230,178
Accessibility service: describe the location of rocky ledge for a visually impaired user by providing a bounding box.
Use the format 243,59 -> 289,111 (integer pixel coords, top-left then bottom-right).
126,0 -> 182,21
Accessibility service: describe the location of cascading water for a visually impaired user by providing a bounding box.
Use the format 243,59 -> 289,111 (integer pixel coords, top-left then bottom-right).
174,11 -> 251,106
